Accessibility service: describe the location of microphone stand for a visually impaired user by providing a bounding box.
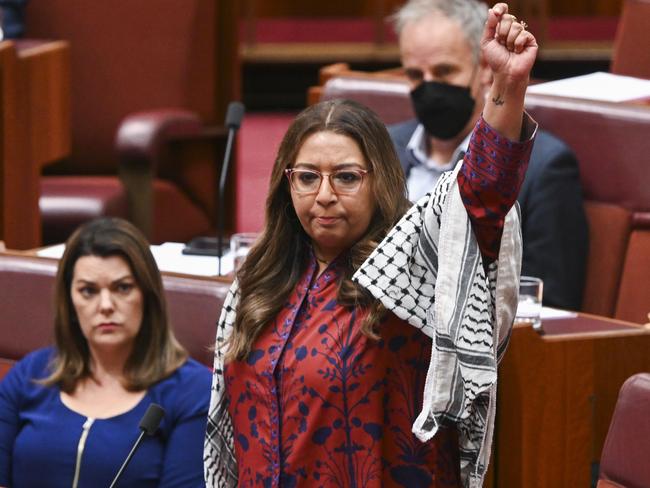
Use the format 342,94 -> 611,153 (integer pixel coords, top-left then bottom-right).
217,123 -> 236,276
108,430 -> 148,488
108,403 -> 165,488
182,102 -> 245,275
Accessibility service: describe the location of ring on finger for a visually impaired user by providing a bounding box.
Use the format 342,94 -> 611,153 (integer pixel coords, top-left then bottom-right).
520,20 -> 528,30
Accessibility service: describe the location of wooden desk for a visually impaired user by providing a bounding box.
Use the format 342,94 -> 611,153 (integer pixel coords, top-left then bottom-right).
0,40 -> 70,249
491,315 -> 650,487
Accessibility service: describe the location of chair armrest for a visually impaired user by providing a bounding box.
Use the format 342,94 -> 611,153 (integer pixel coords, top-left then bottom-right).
632,212 -> 650,230
116,109 -> 203,173
116,109 -> 226,239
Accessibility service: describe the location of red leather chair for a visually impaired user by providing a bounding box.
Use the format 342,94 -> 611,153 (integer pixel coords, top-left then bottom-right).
311,64 -> 650,322
523,95 -> 650,321
24,0 -> 240,245
611,0 -> 650,80
0,253 -> 57,359
615,214 -> 650,323
0,251 -> 230,366
0,359 -> 14,381
308,63 -> 413,124
598,373 -> 650,488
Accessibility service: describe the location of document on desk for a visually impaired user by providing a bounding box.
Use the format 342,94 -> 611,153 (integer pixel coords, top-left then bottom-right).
527,72 -> 650,102
150,242 -> 234,276
37,243 -> 66,259
541,307 -> 578,320
37,242 -> 233,276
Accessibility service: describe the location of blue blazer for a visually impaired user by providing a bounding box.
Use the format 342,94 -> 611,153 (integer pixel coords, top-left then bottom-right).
389,119 -> 589,310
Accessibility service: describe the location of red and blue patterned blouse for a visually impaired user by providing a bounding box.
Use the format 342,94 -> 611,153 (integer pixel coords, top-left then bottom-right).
223,116 -> 534,487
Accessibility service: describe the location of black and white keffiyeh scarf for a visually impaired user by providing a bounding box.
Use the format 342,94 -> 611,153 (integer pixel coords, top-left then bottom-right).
204,165 -> 522,488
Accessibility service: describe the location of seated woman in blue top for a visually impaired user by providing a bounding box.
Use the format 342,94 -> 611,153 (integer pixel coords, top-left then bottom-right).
0,217 -> 211,487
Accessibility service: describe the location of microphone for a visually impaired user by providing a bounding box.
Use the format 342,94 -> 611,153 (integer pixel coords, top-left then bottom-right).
182,101 -> 245,276
217,102 -> 245,275
108,403 -> 165,488
225,101 -> 245,131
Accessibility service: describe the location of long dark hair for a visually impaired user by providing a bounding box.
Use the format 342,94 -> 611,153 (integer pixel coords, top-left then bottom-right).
227,99 -> 410,361
41,217 -> 187,392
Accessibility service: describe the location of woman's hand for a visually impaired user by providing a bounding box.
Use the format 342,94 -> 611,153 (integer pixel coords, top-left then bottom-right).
480,3 -> 538,140
481,3 -> 538,84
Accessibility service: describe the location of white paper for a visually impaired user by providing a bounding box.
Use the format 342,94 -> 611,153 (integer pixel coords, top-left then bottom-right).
150,242 -> 233,276
37,243 -> 66,259
540,306 -> 578,320
37,242 -> 234,277
527,72 -> 650,102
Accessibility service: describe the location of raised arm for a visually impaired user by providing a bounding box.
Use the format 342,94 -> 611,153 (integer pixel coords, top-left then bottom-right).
458,3 -> 538,261
481,3 -> 537,140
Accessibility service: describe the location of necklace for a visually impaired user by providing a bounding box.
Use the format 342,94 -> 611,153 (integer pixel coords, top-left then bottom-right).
315,255 -> 329,266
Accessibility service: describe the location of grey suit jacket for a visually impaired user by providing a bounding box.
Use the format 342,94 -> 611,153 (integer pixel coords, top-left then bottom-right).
389,119 -> 589,310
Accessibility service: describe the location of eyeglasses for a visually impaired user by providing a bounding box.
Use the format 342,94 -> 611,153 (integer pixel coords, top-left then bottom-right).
285,168 -> 370,195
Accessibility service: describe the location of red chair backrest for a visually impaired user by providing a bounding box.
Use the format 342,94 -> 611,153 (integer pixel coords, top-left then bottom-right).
0,253 -> 229,366
0,358 -> 16,381
598,373 -> 650,487
611,0 -> 650,80
25,0 -> 230,175
0,254 -> 57,359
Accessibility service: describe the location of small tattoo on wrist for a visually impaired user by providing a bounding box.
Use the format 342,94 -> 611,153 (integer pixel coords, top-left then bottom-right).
492,95 -> 505,106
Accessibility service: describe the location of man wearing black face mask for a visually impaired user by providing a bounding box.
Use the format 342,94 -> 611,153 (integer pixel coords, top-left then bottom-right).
389,0 -> 589,311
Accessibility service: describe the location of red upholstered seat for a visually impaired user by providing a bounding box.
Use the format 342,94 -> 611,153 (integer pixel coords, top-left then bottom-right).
320,72 -> 413,125
598,373 -> 650,488
0,254 -> 57,359
24,0 -> 239,245
615,214 -> 650,324
581,202 -> 631,317
524,95 -> 650,322
611,0 -> 650,80
162,273 -> 230,366
39,177 -> 215,245
40,177 -> 129,245
310,64 -> 650,322
0,252 -> 229,366
0,359 -> 15,381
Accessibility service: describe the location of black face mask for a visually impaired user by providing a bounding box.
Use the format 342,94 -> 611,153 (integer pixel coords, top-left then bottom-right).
410,81 -> 476,140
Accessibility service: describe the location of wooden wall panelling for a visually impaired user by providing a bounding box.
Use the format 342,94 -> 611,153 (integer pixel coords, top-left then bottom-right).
549,0 -> 623,15
243,0 -> 392,17
0,41 -> 71,249
20,42 -> 71,170
241,0 -> 403,49
0,42 -> 38,249
216,0 -> 242,123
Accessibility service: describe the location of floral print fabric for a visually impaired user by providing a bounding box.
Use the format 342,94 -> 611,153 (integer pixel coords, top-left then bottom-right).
224,257 -> 461,488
